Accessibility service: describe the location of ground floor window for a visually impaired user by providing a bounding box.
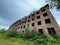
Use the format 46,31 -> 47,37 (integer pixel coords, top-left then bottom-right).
38,29 -> 43,35
47,27 -> 56,35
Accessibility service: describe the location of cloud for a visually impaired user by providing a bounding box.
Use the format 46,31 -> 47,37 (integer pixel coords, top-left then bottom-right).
0,25 -> 9,29
50,8 -> 60,26
0,0 -> 60,29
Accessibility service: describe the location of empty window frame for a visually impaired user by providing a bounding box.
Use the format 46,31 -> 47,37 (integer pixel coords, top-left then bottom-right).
37,16 -> 40,19
25,17 -> 27,20
29,16 -> 30,18
28,20 -> 30,22
38,29 -> 43,34
38,21 -> 41,25
43,12 -> 48,17
21,26 -> 22,28
47,27 -> 56,34
32,23 -> 34,26
45,19 -> 51,24
42,9 -> 45,12
24,25 -> 25,28
36,11 -> 39,14
22,31 -> 24,32
32,14 -> 34,16
25,21 -> 26,23
32,18 -> 34,21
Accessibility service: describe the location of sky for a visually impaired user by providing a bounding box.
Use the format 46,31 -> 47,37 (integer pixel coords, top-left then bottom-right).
0,0 -> 60,29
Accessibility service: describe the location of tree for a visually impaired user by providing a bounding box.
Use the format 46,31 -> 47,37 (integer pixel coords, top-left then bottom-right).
46,0 -> 60,10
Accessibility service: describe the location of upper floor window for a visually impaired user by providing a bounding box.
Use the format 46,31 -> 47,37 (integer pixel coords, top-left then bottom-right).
25,17 -> 27,20
47,27 -> 56,34
32,23 -> 34,26
38,21 -> 41,25
36,11 -> 39,14
38,29 -> 43,34
45,19 -> 51,24
25,21 -> 26,23
24,25 -> 25,28
42,9 -> 45,12
28,20 -> 30,22
29,16 -> 30,18
37,16 -> 40,19
43,12 -> 48,17
21,26 -> 22,28
32,18 -> 34,21
32,14 -> 34,16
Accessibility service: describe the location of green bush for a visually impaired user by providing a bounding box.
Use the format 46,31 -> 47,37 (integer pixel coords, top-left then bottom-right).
23,28 -> 32,39
18,32 -> 24,38
6,30 -> 20,38
22,28 -> 38,39
0,29 -> 6,34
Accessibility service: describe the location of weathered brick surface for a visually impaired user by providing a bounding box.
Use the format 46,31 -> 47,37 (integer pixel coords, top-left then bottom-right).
9,4 -> 60,36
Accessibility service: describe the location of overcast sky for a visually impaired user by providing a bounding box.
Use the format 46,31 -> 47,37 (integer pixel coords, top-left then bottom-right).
0,0 -> 60,29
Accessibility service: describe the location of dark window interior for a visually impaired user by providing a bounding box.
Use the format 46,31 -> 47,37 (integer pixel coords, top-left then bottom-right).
32,23 -> 34,26
38,21 -> 41,25
38,29 -> 43,34
21,26 -> 22,28
25,17 -> 27,19
28,20 -> 30,22
32,14 -> 34,16
22,31 -> 24,32
43,13 -> 48,17
45,19 -> 51,24
25,21 -> 26,23
23,21 -> 24,24
37,16 -> 40,19
29,16 -> 30,18
32,18 -> 34,20
42,9 -> 45,12
24,25 -> 25,28
36,11 -> 39,14
47,27 -> 56,35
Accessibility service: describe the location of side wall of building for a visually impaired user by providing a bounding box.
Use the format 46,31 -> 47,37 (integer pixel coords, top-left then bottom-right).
9,4 -> 60,37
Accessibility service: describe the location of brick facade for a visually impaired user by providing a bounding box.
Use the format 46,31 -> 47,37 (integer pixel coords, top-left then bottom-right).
9,4 -> 60,37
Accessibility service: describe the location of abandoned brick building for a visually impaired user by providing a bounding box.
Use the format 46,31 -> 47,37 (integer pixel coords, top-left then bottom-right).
9,4 -> 60,36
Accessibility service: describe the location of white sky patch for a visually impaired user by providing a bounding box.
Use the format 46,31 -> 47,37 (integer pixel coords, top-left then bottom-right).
18,2 -> 33,11
58,21 -> 60,26
50,8 -> 60,27
59,23 -> 60,26
24,0 -> 47,10
0,17 -> 11,25
0,0 -> 60,29
0,17 -> 8,22
0,25 -> 9,29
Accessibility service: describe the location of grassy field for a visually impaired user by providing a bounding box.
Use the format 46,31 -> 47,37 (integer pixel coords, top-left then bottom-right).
0,30 -> 60,45
0,34 -> 60,45
0,33 -> 35,45
0,38 -> 35,45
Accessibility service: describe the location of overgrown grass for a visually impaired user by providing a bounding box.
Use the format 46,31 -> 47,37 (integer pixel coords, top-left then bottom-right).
0,29 -> 60,45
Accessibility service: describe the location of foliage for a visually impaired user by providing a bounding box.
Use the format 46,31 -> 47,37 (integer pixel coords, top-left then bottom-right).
23,28 -> 38,39
0,29 -> 6,33
6,30 -> 20,38
22,28 -> 31,39
0,29 -> 60,45
46,0 -> 60,10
